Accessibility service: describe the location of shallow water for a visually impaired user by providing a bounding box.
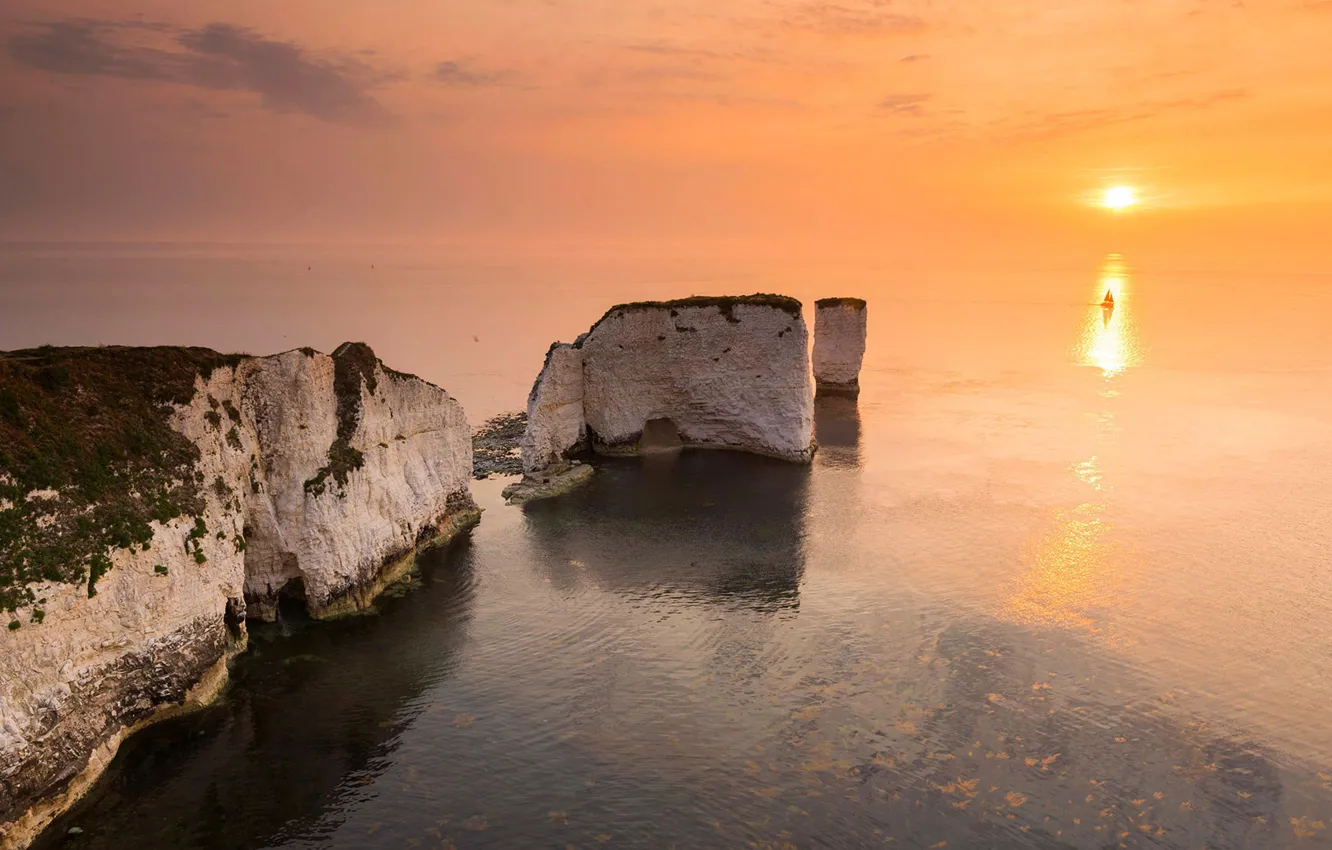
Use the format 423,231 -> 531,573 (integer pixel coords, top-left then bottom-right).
9,245 -> 1332,848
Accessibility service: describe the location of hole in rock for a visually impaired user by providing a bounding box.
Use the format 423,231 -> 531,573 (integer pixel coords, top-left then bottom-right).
639,417 -> 683,452
275,577 -> 309,622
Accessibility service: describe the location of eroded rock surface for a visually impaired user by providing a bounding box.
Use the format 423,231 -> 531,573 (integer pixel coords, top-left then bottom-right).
0,343 -> 477,849
519,295 -> 815,485
812,297 -> 867,396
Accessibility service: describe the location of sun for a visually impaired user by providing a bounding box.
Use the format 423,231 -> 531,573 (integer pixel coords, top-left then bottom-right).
1102,186 -> 1138,211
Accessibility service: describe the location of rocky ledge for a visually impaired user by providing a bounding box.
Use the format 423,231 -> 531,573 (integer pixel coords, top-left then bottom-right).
0,343 -> 478,849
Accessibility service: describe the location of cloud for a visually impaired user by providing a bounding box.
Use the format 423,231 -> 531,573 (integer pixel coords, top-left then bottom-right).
8,18 -> 391,122
626,67 -> 727,82
878,93 -> 930,115
433,60 -> 508,87
779,3 -> 927,36
626,42 -> 727,60
994,90 -> 1251,141
900,53 -> 930,62
625,41 -> 782,65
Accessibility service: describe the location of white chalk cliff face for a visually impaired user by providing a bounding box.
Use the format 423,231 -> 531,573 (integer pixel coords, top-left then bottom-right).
0,344 -> 477,850
812,298 -> 868,394
521,296 -> 815,474
519,343 -> 586,474
235,346 -> 477,619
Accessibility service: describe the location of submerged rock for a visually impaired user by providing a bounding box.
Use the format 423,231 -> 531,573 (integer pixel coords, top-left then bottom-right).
0,343 -> 478,849
472,411 -> 526,479
501,462 -> 594,505
517,294 -> 816,495
812,297 -> 868,396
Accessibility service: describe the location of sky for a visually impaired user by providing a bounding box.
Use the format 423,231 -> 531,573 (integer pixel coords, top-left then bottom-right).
2,0 -> 1331,271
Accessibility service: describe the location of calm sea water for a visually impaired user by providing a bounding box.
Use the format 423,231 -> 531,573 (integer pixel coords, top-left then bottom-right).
6,245 -> 1332,848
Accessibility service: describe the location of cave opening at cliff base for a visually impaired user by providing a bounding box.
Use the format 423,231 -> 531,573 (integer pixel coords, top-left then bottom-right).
639,418 -> 683,452
275,577 -> 309,622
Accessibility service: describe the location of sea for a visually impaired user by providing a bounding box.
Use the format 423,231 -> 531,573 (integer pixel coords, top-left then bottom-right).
3,242 -> 1331,849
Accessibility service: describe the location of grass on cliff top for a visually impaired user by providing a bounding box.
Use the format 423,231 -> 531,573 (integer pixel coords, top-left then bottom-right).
575,293 -> 803,346
0,345 -> 243,613
815,297 -> 867,310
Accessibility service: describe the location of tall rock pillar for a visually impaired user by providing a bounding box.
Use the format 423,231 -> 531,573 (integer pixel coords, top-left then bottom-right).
812,298 -> 867,396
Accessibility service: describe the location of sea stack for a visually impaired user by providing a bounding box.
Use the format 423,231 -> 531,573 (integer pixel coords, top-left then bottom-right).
511,295 -> 815,500
0,343 -> 478,848
812,298 -> 868,396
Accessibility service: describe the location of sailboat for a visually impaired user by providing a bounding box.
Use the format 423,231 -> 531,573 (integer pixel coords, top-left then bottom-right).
1100,289 -> 1115,326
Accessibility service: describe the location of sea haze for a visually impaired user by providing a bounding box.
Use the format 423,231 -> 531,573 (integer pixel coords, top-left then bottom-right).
8,244 -> 1332,849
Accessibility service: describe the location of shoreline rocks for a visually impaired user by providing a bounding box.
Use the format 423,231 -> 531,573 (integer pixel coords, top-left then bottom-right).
501,462 -> 594,505
472,412 -> 527,479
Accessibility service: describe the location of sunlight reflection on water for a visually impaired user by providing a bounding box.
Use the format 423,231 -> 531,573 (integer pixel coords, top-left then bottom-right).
1080,253 -> 1141,378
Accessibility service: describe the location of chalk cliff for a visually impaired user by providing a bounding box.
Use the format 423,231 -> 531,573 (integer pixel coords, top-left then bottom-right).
0,343 -> 477,849
519,295 -> 815,480
519,343 -> 587,474
812,298 -> 868,396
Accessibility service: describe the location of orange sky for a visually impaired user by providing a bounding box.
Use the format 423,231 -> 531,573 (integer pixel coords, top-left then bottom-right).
2,0 -> 1330,271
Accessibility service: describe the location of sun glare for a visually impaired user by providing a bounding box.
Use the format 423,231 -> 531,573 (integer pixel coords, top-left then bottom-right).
1102,186 -> 1138,211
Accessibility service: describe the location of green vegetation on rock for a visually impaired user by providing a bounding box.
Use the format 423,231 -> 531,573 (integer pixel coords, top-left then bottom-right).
304,343 -> 376,497
0,345 -> 241,611
303,342 -> 434,498
814,297 -> 867,310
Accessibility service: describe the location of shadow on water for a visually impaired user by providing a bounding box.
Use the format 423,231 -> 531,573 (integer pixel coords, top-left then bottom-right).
814,394 -> 862,469
32,535 -> 481,850
521,451 -> 810,611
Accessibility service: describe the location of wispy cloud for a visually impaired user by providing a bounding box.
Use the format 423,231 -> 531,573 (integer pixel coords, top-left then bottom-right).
626,42 -> 727,60
994,89 -> 1251,141
900,53 -> 930,62
9,18 -> 394,122
625,41 -> 782,64
778,3 -> 927,36
878,93 -> 930,115
433,60 -> 510,87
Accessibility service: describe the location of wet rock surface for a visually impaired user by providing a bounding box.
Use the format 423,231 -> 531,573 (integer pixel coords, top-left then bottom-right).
501,462 -> 594,504
472,412 -> 526,479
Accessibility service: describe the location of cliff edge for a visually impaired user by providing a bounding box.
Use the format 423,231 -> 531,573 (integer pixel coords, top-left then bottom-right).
0,343 -> 478,849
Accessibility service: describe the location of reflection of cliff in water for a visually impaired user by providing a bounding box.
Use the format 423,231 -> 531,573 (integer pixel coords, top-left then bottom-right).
33,537 -> 480,850
522,452 -> 810,611
813,394 -> 861,469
